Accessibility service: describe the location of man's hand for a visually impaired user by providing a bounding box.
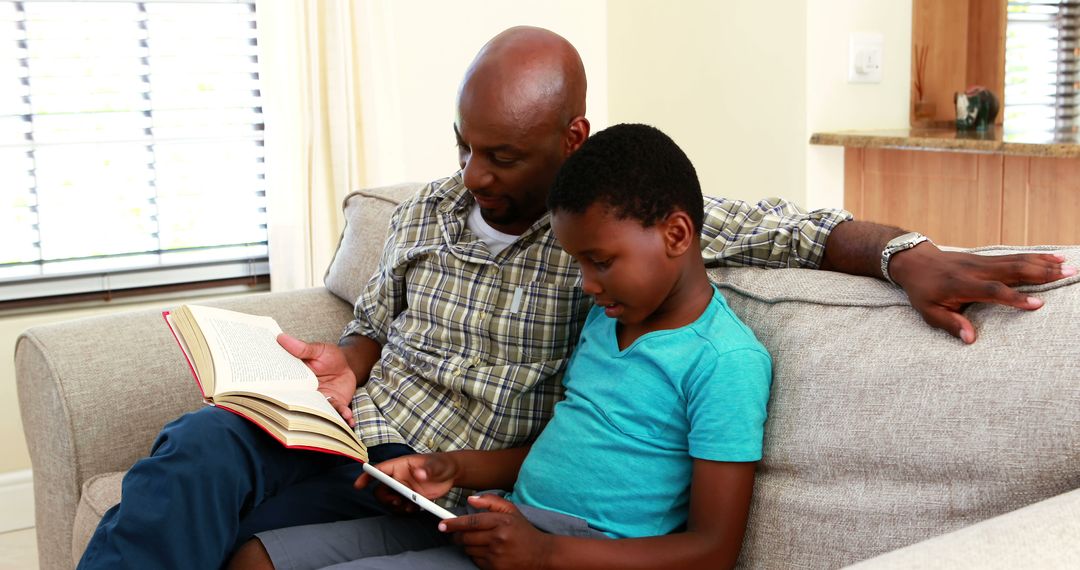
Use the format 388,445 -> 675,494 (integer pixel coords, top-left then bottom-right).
276,333 -> 358,426
888,244 -> 1076,344
440,495 -> 553,570
354,453 -> 460,514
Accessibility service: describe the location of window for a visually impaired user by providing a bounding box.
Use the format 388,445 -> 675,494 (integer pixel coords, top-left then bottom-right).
0,0 -> 267,303
1005,0 -> 1080,135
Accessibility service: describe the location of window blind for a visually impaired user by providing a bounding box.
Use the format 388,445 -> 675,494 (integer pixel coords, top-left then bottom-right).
0,0 -> 267,303
1005,0 -> 1080,135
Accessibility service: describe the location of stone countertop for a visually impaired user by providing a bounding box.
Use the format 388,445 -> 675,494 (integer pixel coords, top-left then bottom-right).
810,128 -> 1080,158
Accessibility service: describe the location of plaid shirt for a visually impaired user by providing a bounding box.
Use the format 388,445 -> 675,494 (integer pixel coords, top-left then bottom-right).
345,172 -> 850,503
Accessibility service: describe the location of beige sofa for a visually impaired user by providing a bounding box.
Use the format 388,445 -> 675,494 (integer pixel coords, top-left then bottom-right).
16,183 -> 1080,570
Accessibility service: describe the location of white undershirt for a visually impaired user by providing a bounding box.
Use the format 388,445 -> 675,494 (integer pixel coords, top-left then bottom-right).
467,203 -> 519,256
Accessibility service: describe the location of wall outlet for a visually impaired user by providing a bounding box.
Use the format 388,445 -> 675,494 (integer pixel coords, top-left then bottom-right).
848,32 -> 883,84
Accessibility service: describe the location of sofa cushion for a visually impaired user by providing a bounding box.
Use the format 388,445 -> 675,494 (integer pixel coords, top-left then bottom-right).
323,183 -> 426,306
713,245 -> 1080,568
72,471 -> 124,566
848,487 -> 1080,569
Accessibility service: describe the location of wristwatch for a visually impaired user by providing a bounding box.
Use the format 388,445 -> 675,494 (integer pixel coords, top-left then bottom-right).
881,232 -> 931,285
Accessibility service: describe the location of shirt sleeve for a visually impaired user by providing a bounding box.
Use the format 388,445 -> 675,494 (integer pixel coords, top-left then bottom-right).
685,347 -> 773,462
340,200 -> 410,345
699,196 -> 853,269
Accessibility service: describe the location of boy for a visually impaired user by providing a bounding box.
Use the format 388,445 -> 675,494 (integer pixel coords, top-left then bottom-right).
231,123 -> 772,569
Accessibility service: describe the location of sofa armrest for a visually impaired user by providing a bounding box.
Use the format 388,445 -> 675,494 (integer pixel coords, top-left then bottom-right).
15,286 -> 353,570
846,487 -> 1080,569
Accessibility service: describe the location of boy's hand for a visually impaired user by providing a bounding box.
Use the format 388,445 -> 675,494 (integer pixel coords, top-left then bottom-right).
440,494 -> 554,570
354,453 -> 459,513
276,333 -> 357,426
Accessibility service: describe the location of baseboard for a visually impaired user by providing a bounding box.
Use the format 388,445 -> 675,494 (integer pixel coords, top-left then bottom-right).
0,469 -> 34,533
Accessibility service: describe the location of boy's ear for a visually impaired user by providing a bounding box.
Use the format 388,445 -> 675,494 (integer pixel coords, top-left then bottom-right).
661,211 -> 695,257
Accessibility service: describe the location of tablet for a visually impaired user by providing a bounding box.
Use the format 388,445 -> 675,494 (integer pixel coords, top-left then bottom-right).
362,462 -> 457,520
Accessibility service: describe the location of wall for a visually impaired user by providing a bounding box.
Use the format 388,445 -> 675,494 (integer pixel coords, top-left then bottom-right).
355,0 -> 609,187
607,0 -> 912,210
805,0 -> 913,209
607,0 -> 809,205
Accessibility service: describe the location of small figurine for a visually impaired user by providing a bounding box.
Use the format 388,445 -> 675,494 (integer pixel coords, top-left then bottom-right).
954,86 -> 999,131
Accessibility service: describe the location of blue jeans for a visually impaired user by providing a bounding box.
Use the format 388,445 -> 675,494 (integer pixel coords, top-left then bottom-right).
77,406 -> 413,570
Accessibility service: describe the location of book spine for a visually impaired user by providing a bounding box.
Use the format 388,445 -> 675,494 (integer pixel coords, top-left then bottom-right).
162,310 -> 207,399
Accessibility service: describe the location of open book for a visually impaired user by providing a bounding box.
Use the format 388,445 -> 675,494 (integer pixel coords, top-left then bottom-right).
164,304 -> 367,463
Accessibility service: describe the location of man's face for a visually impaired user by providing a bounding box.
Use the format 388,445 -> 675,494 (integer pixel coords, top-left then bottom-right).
454,93 -> 569,235
551,203 -> 678,328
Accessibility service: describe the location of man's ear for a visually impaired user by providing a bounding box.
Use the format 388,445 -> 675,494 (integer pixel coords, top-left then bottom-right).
661,211 -> 695,257
564,116 -> 590,156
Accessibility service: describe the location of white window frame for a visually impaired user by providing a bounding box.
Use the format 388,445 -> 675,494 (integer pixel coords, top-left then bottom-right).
0,0 -> 269,304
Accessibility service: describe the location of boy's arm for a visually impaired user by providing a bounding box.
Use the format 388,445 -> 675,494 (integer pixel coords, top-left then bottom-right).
356,447 -> 531,504
444,447 -> 532,491
443,459 -> 756,570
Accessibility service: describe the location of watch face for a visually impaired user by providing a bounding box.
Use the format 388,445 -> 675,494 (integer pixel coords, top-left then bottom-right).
887,232 -> 922,249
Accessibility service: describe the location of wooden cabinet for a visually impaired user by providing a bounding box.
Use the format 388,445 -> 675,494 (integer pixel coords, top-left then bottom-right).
844,147 -> 1080,247
911,0 -> 1005,127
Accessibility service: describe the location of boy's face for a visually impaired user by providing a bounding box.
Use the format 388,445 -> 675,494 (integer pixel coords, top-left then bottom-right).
551,203 -> 680,328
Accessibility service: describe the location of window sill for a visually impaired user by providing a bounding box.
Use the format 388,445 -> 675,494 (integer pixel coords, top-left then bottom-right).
0,275 -> 270,317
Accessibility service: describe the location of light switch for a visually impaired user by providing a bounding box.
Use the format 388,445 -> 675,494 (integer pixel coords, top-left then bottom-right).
848,32 -> 883,84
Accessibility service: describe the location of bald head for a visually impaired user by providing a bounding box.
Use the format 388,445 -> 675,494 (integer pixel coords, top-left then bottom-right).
459,26 -> 586,130
453,27 -> 591,235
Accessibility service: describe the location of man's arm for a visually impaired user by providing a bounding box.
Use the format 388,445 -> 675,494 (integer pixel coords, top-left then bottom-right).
339,334 -> 382,388
700,197 -> 1076,344
699,196 -> 850,269
443,460 -> 756,570
819,220 -> 1075,344
276,197 -> 418,422
276,333 -> 379,426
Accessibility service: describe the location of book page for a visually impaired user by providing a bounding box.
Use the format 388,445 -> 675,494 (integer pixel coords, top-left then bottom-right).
216,391 -> 359,449
219,401 -> 367,463
188,305 -> 316,395
164,312 -> 205,397
226,386 -> 349,431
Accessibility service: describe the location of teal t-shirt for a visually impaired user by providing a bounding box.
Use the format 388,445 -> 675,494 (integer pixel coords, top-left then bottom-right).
506,286 -> 772,539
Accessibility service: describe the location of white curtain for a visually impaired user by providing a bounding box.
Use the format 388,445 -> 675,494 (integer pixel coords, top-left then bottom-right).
255,0 -> 367,291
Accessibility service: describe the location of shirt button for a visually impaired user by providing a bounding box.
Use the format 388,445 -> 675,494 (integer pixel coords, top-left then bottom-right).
452,368 -> 462,377
472,357 -> 482,365
427,438 -> 436,450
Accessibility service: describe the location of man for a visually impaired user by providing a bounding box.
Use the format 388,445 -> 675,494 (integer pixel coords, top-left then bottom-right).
80,26 -> 1073,570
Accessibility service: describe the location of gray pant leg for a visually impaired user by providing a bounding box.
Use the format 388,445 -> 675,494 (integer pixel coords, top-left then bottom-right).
474,490 -> 609,539
515,504 -> 610,539
257,515 -> 449,570
313,502 -> 607,570
260,491 -> 609,570
320,546 -> 476,570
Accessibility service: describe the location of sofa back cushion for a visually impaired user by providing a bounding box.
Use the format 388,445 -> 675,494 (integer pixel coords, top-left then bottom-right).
324,182 -> 425,306
325,185 -> 1080,568
714,249 -> 1080,568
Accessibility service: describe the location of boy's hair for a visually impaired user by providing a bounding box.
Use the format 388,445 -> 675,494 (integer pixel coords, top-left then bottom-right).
548,123 -> 704,232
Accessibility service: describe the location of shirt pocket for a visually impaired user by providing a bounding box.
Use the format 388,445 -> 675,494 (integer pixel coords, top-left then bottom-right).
492,281 -> 586,364
592,371 -> 684,441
